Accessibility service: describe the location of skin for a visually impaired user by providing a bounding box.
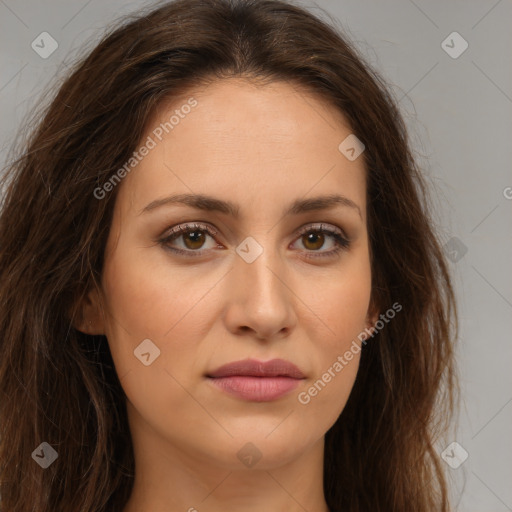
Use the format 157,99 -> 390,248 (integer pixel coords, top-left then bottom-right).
78,78 -> 378,512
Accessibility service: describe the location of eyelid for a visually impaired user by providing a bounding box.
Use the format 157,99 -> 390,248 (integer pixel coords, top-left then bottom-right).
295,222 -> 348,240
160,221 -> 347,242
158,222 -> 220,248
164,222 -> 218,238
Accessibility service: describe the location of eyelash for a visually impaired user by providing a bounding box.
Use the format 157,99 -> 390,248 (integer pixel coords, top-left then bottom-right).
158,222 -> 350,259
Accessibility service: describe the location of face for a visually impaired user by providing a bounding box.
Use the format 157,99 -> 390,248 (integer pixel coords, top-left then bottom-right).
84,78 -> 376,471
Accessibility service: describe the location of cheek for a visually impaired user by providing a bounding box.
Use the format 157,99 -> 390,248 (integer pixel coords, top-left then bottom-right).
99,250 -> 218,440
99,246 -> 214,375
321,282 -> 370,338
295,254 -> 371,416
308,251 -> 372,349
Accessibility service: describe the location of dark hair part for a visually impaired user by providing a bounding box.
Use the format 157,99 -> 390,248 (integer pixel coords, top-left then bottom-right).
0,0 -> 458,510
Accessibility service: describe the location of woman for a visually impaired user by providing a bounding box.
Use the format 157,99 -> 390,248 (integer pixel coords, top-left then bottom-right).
0,0 -> 458,511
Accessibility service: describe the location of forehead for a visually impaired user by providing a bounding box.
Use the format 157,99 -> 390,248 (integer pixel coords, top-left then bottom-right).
119,78 -> 367,220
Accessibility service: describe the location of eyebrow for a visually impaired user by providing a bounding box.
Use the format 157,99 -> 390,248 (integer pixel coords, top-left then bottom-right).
139,193 -> 362,219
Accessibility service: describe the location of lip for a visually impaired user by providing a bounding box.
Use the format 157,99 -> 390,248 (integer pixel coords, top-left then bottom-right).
206,358 -> 306,402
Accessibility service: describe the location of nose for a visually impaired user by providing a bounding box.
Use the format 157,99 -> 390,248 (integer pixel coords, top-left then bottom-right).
222,242 -> 297,341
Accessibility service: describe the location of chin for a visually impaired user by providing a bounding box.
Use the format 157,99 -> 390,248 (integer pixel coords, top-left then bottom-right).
199,429 -> 319,471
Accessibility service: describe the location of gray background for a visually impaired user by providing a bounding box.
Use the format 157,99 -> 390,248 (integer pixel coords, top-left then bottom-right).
1,0 -> 511,510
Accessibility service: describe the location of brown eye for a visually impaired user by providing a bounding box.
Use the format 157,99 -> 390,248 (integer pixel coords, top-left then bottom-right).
292,223 -> 350,260
159,223 -> 220,256
301,232 -> 326,251
182,229 -> 207,250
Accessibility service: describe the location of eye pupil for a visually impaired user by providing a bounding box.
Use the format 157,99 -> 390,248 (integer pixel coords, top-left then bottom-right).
184,230 -> 205,249
303,232 -> 324,250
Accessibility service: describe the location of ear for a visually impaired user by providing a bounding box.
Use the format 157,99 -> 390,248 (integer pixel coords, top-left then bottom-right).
71,287 -> 106,335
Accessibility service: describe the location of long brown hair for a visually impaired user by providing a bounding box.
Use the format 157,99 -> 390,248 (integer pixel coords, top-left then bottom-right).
0,1 -> 458,510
